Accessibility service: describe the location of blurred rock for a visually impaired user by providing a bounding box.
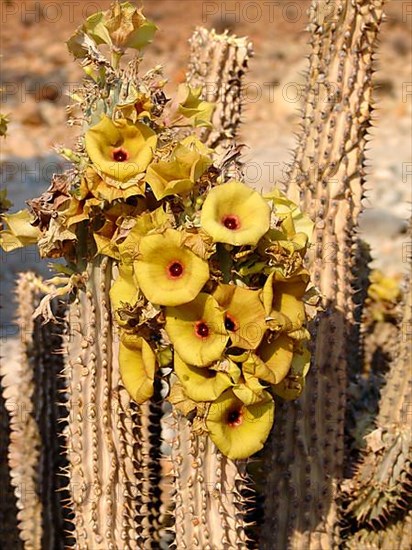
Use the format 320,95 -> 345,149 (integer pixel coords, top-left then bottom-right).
45,44 -> 69,67
38,102 -> 67,127
1,127 -> 40,157
359,210 -> 408,238
21,1 -> 43,27
26,70 -> 66,102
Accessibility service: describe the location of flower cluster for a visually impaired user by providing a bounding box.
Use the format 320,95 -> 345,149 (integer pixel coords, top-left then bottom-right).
109,179 -> 314,459
0,2 -> 315,460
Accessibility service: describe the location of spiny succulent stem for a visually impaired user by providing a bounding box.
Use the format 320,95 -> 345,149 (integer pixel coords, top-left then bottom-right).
187,27 -> 253,149
0,274 -> 44,549
261,1 -> 387,547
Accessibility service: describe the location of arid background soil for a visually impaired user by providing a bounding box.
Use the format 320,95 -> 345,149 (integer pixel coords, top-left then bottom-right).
0,0 -> 411,330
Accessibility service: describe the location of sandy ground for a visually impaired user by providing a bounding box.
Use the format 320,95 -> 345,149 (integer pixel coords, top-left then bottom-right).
0,0 -> 411,332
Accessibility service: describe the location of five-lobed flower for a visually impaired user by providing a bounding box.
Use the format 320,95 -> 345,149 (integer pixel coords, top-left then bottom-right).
213,284 -> 267,349
145,139 -> 212,200
165,293 -> 229,366
85,115 -> 157,183
200,180 -> 271,246
206,388 -> 275,460
133,228 -> 209,306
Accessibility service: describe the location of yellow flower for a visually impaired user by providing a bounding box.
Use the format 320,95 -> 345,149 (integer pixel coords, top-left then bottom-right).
165,293 -> 229,366
260,225 -> 308,271
174,353 -> 239,402
264,188 -> 314,244
118,207 -> 173,267
213,284 -> 267,349
119,334 -> 156,404
134,229 -> 209,306
0,210 -> 40,252
85,115 -> 157,182
145,140 -> 212,200
368,270 -> 401,303
109,262 -> 139,315
116,87 -> 154,122
84,167 -> 145,202
177,84 -> 215,128
232,370 -> 268,406
101,2 -> 157,51
262,269 -> 309,332
201,180 -> 270,246
256,333 -> 294,385
206,388 -> 275,459
272,345 -> 311,401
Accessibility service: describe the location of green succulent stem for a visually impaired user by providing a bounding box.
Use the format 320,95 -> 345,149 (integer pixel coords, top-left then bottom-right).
111,48 -> 123,70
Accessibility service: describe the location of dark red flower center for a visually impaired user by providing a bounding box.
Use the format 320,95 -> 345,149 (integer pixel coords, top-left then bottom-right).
195,321 -> 210,339
135,99 -> 146,114
112,147 -> 129,162
227,408 -> 243,427
224,314 -> 237,332
167,261 -> 184,279
222,214 -> 241,231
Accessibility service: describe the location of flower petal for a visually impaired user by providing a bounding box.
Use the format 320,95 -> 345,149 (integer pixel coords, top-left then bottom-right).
177,84 -> 215,128
168,380 -> 198,416
103,2 -> 157,50
174,353 -> 235,402
257,333 -> 294,384
233,371 -> 268,406
119,334 -> 156,404
263,269 -> 309,331
0,210 -> 40,251
264,188 -> 314,244
214,284 -> 267,349
145,140 -> 212,200
85,167 -> 144,202
272,345 -> 311,401
110,263 -> 139,313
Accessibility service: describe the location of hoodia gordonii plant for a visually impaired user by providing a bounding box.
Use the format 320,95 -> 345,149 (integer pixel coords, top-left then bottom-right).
1,3 -> 314,458
0,2 -> 315,548
1,1 -> 410,549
